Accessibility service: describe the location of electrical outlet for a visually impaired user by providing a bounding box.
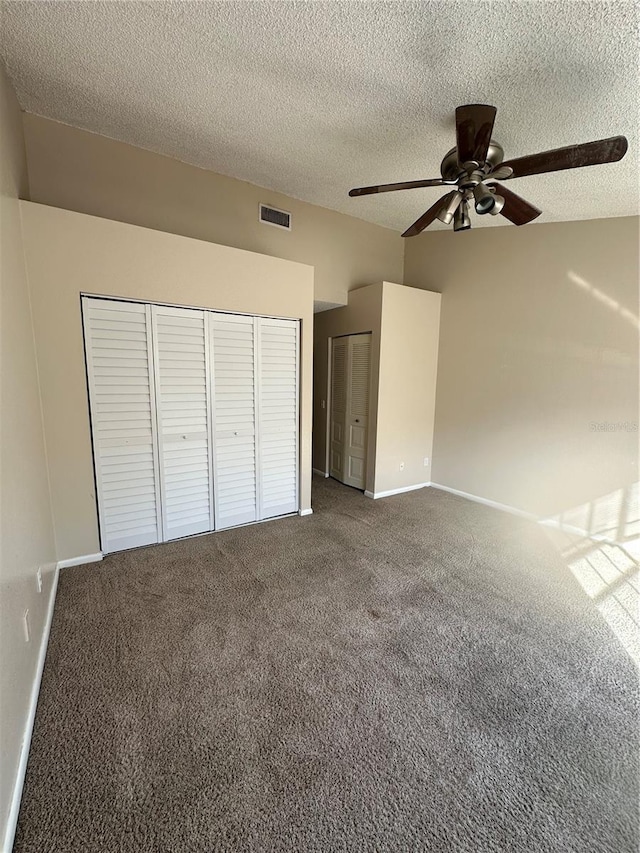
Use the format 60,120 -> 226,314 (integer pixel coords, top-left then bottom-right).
424,457 -> 430,467
321,399 -> 326,409
23,610 -> 31,643
36,567 -> 43,593
399,461 -> 405,471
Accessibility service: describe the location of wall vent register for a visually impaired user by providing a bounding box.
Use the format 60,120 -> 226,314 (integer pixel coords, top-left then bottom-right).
259,204 -> 291,230
82,297 -> 300,553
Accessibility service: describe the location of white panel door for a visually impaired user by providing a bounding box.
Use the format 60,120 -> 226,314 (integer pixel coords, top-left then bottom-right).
343,333 -> 371,490
151,305 -> 214,541
257,318 -> 299,518
330,333 -> 371,490
83,298 -> 161,553
210,313 -> 258,529
329,337 -> 348,481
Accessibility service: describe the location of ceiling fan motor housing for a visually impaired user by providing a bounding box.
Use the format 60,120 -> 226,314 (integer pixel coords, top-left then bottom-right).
440,140 -> 505,182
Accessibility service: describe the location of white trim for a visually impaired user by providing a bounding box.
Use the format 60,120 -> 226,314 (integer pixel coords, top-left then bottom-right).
364,482 -> 430,500
57,552 -> 103,569
4,566 -> 59,853
429,483 -> 536,520
537,518 -> 620,544
313,468 -> 329,478
298,508 -> 313,516
429,483 -> 622,544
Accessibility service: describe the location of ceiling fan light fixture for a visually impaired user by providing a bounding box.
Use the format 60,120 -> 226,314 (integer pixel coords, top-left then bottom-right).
473,182 -> 499,214
436,191 -> 463,225
453,200 -> 471,232
488,191 -> 505,216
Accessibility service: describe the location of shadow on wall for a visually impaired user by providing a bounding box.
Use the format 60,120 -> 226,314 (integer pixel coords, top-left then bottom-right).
542,482 -> 639,664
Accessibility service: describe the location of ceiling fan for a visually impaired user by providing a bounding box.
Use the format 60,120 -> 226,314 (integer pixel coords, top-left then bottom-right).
348,104 -> 628,237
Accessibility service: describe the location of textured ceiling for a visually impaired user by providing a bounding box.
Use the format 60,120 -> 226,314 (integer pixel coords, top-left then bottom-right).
1,1 -> 639,232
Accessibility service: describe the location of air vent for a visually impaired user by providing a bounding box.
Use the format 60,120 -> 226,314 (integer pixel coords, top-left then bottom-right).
259,204 -> 291,231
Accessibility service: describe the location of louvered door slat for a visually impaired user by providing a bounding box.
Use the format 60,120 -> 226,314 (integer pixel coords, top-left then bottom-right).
350,337 -> 371,419
152,305 -> 214,540
83,298 -> 161,553
211,313 -> 258,529
257,318 -> 299,519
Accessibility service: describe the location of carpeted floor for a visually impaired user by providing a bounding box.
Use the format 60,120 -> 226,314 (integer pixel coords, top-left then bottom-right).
14,477 -> 639,852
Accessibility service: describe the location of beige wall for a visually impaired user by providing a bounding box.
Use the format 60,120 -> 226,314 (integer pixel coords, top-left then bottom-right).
20,202 -> 314,562
0,65 -> 56,847
22,114 -> 404,309
313,282 -> 441,497
375,283 -> 440,495
404,217 -> 640,530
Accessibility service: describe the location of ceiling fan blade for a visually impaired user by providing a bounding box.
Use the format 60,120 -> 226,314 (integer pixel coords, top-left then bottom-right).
349,178 -> 446,197
456,104 -> 497,167
402,193 -> 451,237
485,182 -> 542,226
500,136 -> 628,179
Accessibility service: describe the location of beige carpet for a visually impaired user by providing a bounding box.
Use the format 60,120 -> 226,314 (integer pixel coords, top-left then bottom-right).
14,476 -> 639,852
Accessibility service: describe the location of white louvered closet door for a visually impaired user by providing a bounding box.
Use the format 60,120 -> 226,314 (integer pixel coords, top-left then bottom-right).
83,298 -> 161,553
257,318 -> 299,518
151,306 -> 214,540
210,313 -> 258,529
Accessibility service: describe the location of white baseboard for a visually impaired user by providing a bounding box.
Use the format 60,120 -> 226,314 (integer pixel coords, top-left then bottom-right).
4,565 -> 59,853
537,517 -> 618,545
312,468 -> 329,478
364,482 -> 430,500
429,483 -> 536,520
298,508 -> 314,517
429,483 -> 620,545
57,552 -> 103,569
